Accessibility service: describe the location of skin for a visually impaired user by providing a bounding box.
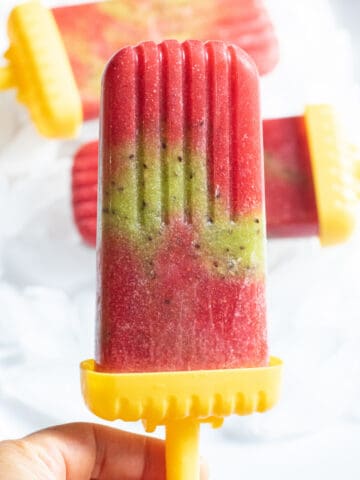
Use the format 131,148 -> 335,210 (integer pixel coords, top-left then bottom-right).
0,422 -> 208,480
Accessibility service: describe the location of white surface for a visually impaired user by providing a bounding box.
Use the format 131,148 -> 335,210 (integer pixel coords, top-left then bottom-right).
0,0 -> 360,478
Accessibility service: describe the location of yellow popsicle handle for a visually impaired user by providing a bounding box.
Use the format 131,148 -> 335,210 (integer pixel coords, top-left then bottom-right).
305,105 -> 358,246
4,1 -> 82,138
0,66 -> 15,90
80,358 -> 282,480
166,419 -> 200,480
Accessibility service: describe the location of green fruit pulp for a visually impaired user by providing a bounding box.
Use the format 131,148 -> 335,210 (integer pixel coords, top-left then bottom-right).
101,143 -> 265,277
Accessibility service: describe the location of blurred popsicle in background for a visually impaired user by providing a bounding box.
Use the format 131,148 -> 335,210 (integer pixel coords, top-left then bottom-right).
72,105 -> 360,247
72,141 -> 98,246
263,115 -> 319,239
53,0 -> 278,119
0,0 -> 279,132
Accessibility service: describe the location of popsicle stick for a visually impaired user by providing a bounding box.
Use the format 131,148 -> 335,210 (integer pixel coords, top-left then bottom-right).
165,419 -> 200,480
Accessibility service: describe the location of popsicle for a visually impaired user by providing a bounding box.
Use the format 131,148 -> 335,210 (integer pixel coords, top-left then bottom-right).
264,106 -> 359,245
0,2 -> 82,138
81,39 -> 281,480
97,39 -> 267,372
53,0 -> 279,119
72,107 -> 360,247
72,141 -> 98,246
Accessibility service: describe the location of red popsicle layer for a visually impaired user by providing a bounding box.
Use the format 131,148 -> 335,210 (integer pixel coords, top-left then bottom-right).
263,116 -> 318,237
72,141 -> 98,246
96,40 -> 267,373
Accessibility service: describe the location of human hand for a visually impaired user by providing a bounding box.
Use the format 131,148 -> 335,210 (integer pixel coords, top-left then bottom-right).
0,422 -> 208,479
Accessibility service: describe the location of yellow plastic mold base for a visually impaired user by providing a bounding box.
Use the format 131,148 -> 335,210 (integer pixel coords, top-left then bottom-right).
81,357 -> 282,480
0,1 -> 82,138
305,105 -> 359,246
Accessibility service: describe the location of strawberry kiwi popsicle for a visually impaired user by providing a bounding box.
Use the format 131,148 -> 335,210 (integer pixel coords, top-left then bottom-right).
96,39 -> 267,373
52,0 -> 278,119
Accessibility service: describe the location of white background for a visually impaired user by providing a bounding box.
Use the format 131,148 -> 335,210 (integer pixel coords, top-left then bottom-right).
0,1 -> 360,478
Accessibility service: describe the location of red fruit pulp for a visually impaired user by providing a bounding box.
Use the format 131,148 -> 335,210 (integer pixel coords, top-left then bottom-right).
97,223 -> 267,372
97,40 -> 267,372
72,141 -> 98,246
263,116 -> 319,237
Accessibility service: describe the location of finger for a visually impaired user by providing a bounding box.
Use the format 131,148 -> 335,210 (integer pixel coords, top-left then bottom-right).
0,422 -> 208,480
24,422 -> 165,480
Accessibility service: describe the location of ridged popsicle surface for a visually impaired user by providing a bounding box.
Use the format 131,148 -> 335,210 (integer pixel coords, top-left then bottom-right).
97,40 -> 267,372
72,141 -> 98,246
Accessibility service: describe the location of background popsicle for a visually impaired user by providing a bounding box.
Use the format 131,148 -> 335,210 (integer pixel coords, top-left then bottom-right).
263,116 -> 319,238
72,141 -> 98,246
71,109 -> 359,246
53,0 -> 278,119
96,39 -> 267,373
73,126 -> 316,245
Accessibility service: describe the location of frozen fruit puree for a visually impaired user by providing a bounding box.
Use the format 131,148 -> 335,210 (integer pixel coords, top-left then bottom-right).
96,40 -> 267,373
264,116 -> 319,237
53,0 -> 278,119
72,141 -> 98,246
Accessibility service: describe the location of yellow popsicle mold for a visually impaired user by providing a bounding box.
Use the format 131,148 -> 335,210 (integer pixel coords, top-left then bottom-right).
305,105 -> 359,246
81,357 -> 282,480
0,1 -> 82,138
